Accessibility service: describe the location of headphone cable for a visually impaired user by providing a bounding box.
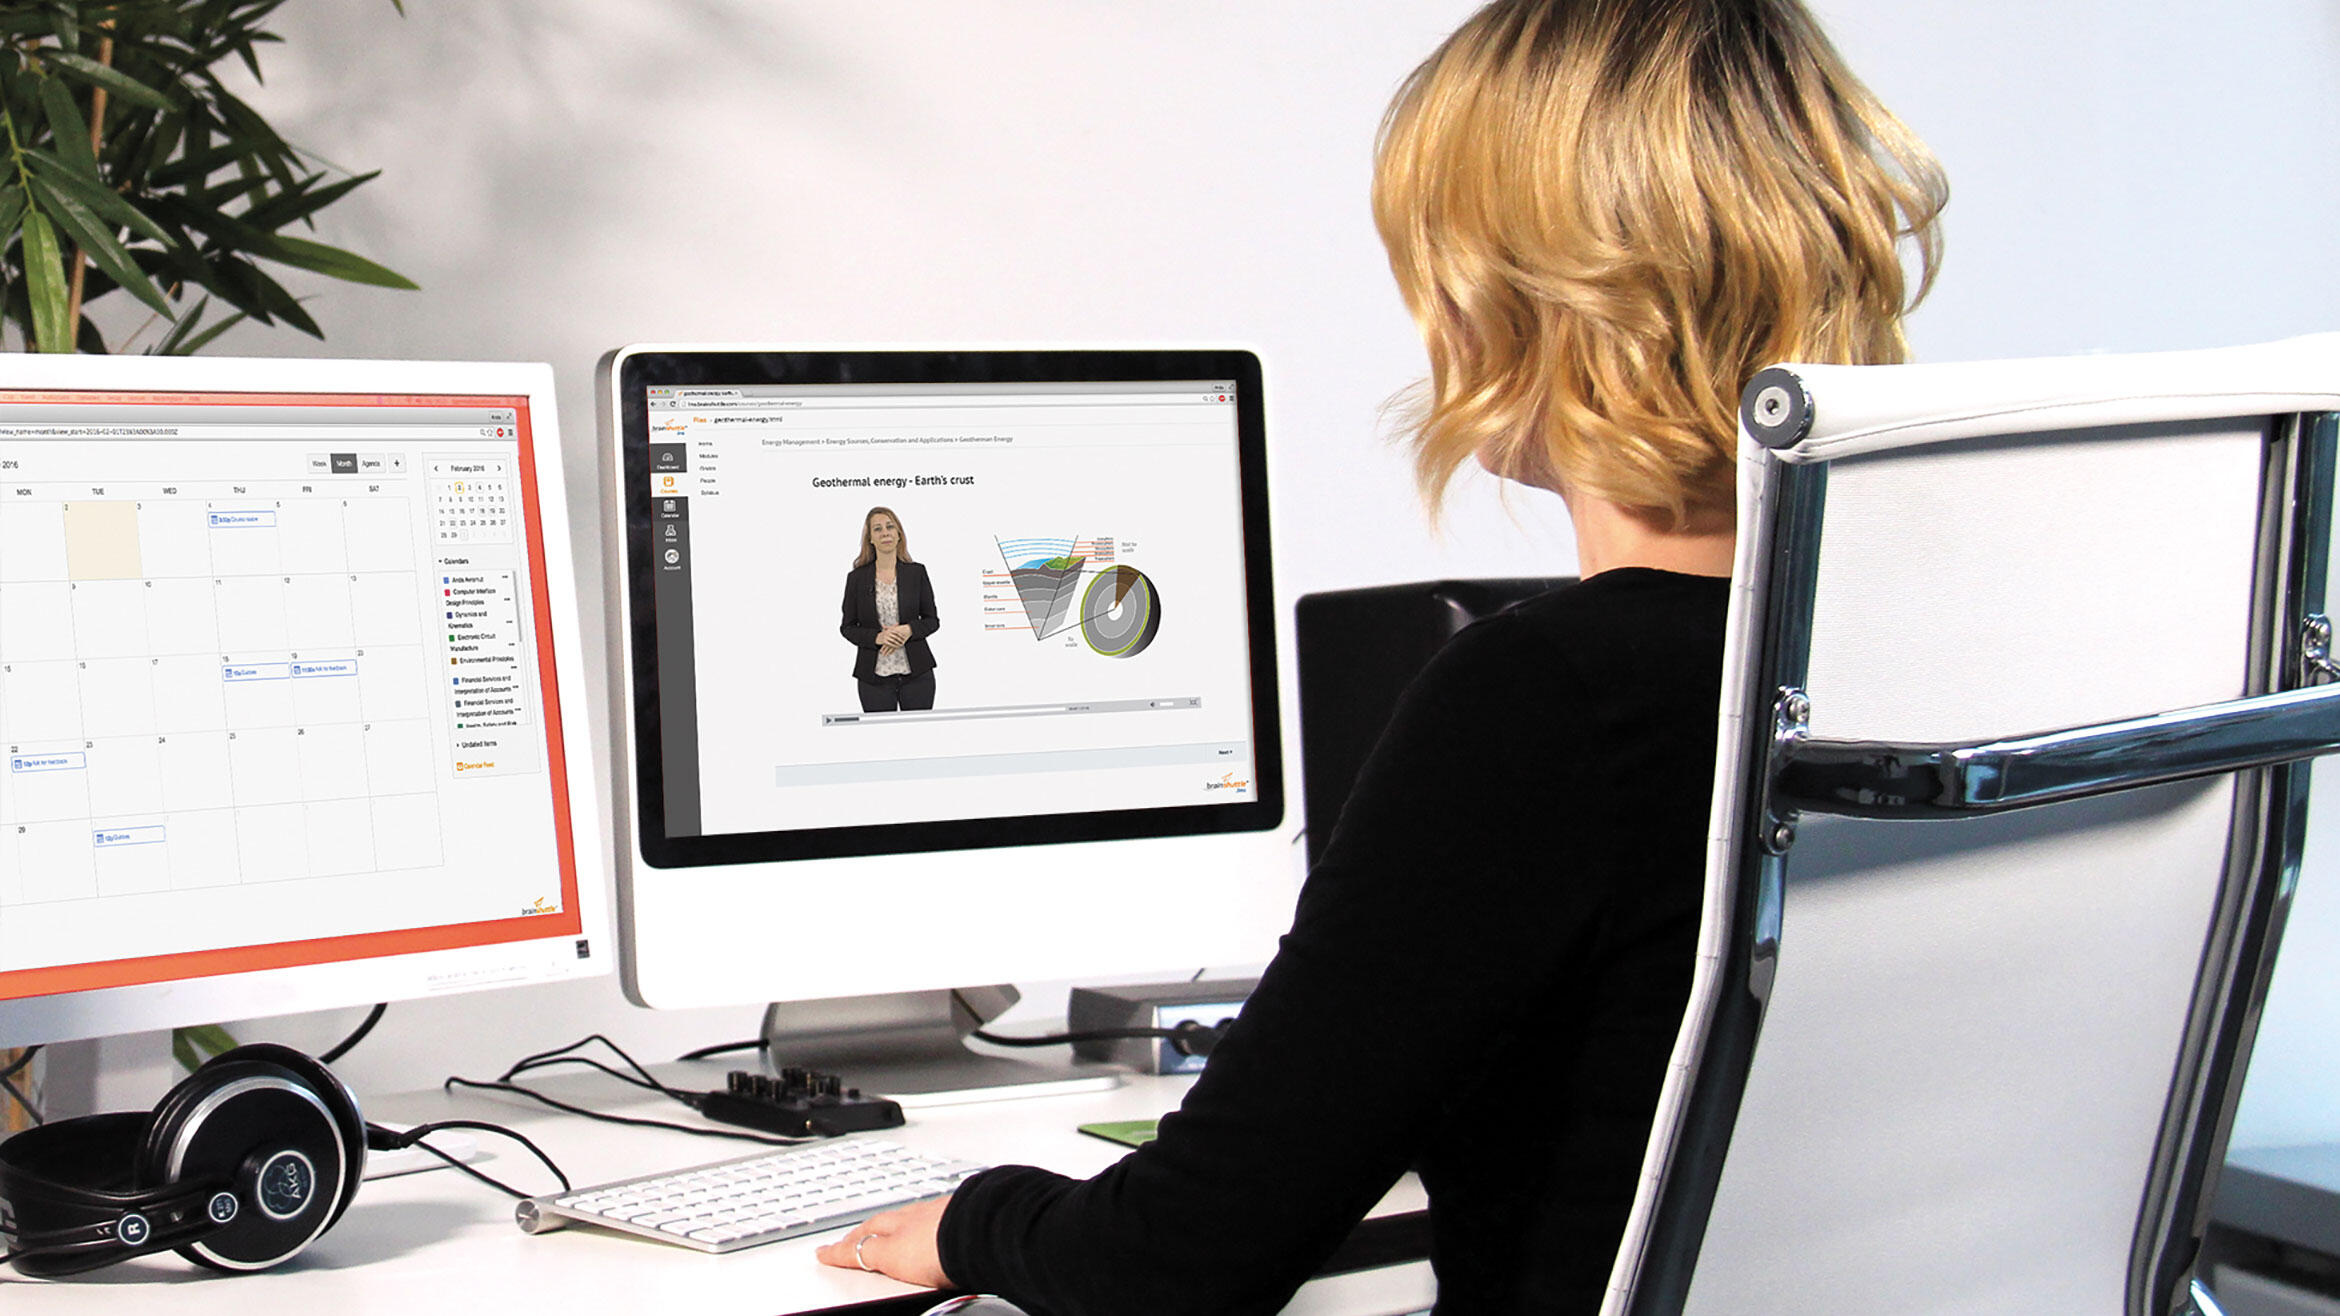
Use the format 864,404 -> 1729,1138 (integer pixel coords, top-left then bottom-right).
367,1118 -> 569,1200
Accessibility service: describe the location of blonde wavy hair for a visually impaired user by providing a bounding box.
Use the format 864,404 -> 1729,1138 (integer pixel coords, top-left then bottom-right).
1374,0 -> 1948,523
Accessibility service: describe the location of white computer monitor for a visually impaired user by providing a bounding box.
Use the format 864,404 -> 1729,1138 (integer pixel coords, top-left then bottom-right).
603,347 -> 1292,1095
0,356 -> 608,1050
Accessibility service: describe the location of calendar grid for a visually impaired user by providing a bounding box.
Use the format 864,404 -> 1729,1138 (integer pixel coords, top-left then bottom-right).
1,490 -> 448,907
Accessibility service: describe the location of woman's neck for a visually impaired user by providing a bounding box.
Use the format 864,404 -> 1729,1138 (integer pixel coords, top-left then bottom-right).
1566,491 -> 1734,578
875,550 -> 897,571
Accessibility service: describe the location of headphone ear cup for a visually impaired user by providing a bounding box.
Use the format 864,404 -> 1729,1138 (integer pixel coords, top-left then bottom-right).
136,1053 -> 353,1273
203,1044 -> 366,1226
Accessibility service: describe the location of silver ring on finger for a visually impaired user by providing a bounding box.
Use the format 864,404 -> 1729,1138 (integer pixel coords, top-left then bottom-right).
855,1233 -> 877,1272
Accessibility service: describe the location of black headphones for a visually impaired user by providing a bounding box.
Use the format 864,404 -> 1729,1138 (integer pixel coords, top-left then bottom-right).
0,1043 -> 364,1277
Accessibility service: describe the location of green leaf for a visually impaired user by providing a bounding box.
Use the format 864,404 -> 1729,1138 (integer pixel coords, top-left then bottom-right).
26,150 -> 171,243
249,232 -> 418,290
183,258 -> 277,327
170,1024 -> 240,1073
153,292 -> 211,353
21,209 -> 73,352
156,297 -> 249,356
200,254 -> 323,336
30,176 -> 177,317
191,170 -> 270,211
240,261 -> 323,337
46,51 -> 173,111
241,171 -> 372,232
45,3 -> 79,51
117,109 -> 183,184
202,84 -> 295,186
37,74 -> 101,180
172,312 -> 245,355
148,137 -> 243,189
0,183 -> 26,241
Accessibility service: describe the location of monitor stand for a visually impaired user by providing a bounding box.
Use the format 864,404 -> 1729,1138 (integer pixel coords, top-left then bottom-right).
758,985 -> 1122,1109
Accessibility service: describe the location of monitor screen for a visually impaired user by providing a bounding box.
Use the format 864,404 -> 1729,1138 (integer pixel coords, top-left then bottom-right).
0,358 -> 607,1048
608,348 -> 1290,1010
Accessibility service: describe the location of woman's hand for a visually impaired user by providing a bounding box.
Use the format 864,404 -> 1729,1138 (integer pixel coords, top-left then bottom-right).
815,1194 -> 951,1288
876,624 -> 912,652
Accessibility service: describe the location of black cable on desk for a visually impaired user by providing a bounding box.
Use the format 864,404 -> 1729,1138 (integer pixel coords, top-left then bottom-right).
367,1118 -> 570,1199
947,988 -> 1231,1057
319,1003 -> 387,1064
971,1025 -> 1180,1047
447,1034 -> 811,1148
972,1020 -> 1229,1058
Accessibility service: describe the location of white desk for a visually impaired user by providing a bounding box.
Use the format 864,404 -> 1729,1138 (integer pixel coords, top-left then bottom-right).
2,1060 -> 1433,1314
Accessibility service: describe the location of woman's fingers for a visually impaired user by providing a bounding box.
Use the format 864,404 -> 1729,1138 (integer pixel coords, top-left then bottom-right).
814,1209 -> 899,1271
812,1196 -> 952,1288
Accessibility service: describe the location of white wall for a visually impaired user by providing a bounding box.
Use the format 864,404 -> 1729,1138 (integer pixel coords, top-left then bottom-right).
70,2 -> 2337,1146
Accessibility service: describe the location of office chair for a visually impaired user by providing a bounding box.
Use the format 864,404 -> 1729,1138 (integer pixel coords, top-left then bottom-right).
1603,335 -> 2340,1316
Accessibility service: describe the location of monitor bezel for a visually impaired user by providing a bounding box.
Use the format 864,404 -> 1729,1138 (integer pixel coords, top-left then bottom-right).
611,347 -> 1283,869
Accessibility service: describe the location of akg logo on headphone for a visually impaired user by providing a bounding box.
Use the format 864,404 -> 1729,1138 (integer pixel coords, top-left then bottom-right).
255,1150 -> 315,1220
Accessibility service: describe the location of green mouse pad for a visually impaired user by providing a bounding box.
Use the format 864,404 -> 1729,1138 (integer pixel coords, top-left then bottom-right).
1077,1119 -> 1159,1148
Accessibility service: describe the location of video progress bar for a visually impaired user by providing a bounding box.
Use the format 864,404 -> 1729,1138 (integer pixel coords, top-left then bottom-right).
821,696 -> 1200,727
774,740 -> 1245,788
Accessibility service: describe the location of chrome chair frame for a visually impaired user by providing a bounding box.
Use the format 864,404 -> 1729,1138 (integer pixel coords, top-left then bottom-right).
1609,339 -> 2340,1316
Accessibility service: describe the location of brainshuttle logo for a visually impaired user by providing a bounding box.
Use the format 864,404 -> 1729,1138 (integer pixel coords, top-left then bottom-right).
521,896 -> 558,916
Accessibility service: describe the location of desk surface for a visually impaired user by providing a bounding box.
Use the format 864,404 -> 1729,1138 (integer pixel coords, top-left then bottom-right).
1,1059 -> 1432,1315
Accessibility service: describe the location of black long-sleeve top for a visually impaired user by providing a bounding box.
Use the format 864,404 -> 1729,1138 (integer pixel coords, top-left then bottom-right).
936,568 -> 1731,1315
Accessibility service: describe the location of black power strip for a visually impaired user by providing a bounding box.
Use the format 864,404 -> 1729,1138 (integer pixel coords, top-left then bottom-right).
698,1068 -> 905,1137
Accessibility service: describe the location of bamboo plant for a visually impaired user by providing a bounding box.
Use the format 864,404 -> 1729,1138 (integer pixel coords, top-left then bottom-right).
0,0 -> 415,355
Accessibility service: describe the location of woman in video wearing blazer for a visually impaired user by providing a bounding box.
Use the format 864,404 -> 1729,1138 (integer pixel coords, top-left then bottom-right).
840,506 -> 939,712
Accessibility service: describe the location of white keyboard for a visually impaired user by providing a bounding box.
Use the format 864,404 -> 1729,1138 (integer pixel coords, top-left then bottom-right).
515,1139 -> 984,1253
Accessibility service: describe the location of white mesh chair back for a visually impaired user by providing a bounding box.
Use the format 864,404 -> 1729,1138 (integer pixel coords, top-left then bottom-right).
1605,336 -> 2340,1316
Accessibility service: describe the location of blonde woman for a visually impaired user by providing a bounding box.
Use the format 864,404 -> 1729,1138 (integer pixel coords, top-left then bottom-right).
823,1 -> 1945,1308
839,507 -> 940,712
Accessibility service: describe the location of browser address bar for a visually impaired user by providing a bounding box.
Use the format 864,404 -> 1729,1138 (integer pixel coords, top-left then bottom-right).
0,424 -> 508,439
